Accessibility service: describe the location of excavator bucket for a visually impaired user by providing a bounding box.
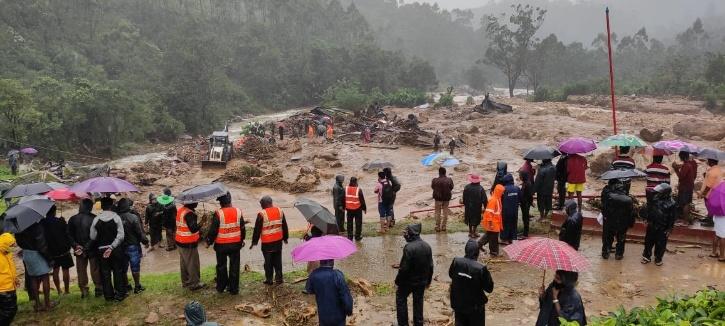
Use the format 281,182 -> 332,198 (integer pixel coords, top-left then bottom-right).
201,160 -> 227,169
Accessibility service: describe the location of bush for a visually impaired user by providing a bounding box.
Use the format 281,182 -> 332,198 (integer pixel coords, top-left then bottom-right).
531,86 -> 566,102
321,80 -> 370,111
435,86 -> 454,107
704,93 -> 718,110
383,88 -> 427,107
465,96 -> 475,105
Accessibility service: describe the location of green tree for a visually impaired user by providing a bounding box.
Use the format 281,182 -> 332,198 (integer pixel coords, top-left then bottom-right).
0,79 -> 38,143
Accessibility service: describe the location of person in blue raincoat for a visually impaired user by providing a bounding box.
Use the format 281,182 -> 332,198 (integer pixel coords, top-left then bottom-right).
500,174 -> 521,245
305,260 -> 353,326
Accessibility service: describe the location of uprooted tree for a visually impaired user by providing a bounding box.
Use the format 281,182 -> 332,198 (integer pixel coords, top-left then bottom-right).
482,4 -> 546,97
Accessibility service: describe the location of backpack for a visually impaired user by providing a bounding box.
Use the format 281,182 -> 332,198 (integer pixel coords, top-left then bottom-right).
381,180 -> 395,206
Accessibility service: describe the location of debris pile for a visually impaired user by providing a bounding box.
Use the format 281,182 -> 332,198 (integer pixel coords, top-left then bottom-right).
238,136 -> 276,159
222,163 -> 320,193
473,94 -> 513,114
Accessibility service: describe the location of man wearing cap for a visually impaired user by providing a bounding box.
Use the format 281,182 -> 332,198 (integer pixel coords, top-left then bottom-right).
642,184 -> 677,266
206,193 -> 245,295
251,196 -> 289,285
175,200 -> 205,290
158,188 -> 177,251
462,173 -> 487,238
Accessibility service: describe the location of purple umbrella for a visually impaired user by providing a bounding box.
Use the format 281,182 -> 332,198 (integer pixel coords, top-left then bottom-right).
705,182 -> 725,216
20,147 -> 38,155
652,140 -> 699,153
291,235 -> 357,263
69,177 -> 139,193
558,137 -> 597,154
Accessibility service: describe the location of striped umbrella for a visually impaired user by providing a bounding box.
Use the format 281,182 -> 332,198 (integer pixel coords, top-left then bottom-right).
503,237 -> 590,286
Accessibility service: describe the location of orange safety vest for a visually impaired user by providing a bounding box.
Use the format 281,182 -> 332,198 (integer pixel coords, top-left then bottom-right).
259,207 -> 284,244
215,207 -> 243,244
481,199 -> 502,233
175,206 -> 200,244
345,186 -> 361,210
326,125 -> 333,139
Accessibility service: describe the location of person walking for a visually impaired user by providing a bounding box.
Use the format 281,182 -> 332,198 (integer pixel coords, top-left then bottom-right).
500,174 -> 520,245
117,198 -> 149,294
699,158 -> 721,227
374,171 -> 393,233
462,173 -> 487,238
554,155 -> 568,210
383,167 -> 401,227
559,200 -> 583,250
566,153 -> 588,210
344,177 -> 367,241
600,179 -> 634,260
41,206 -> 74,296
305,260 -> 354,326
519,171 -> 534,240
89,197 -> 127,302
645,155 -> 671,203
395,223 -> 433,326
0,233 -> 18,325
175,200 -> 205,291
206,193 -> 245,294
68,199 -> 101,298
536,270 -> 587,326
535,159 -> 556,219
642,184 -> 677,266
672,151 -> 697,224
432,167 -> 454,232
479,185 -> 504,256
251,196 -> 289,285
145,194 -> 163,252
158,189 -> 177,251
449,239 -> 494,326
332,175 -> 346,233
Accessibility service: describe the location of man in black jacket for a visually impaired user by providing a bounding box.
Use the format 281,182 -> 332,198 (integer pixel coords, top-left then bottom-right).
559,200 -> 583,250
145,194 -> 163,252
16,220 -> 53,311
206,193 -> 245,294
555,155 -> 568,210
89,197 -> 127,301
68,199 -> 101,298
117,198 -> 149,294
158,188 -> 177,251
601,179 -> 634,260
535,159 -> 556,219
449,239 -> 494,326
642,184 -> 677,266
395,223 -> 433,326
332,175 -> 346,233
383,168 -> 402,227
250,196 -> 289,285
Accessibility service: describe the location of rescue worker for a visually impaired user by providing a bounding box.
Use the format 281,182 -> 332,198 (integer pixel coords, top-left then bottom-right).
448,138 -> 457,155
642,184 -> 677,266
326,123 -> 334,141
176,201 -> 205,290
449,239 -> 494,326
344,177 -> 367,241
500,174 -> 520,245
332,175 -> 346,233
433,131 -> 441,152
307,123 -> 315,140
601,179 -> 634,260
479,184 -> 504,256
206,192 -> 245,294
251,196 -> 289,285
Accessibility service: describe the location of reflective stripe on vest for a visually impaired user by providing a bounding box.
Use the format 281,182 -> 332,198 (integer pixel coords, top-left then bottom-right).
345,186 -> 361,210
260,207 -> 283,244
175,206 -> 200,244
215,207 -> 242,244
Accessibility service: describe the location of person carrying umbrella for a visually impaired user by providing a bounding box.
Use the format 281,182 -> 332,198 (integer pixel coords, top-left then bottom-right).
555,155 -> 568,210
448,239 -> 494,326
395,223 -> 433,326
251,196 -> 289,285
462,173 -> 487,238
0,233 -> 18,325
642,184 -> 677,266
600,179 -> 634,260
41,206 -> 74,296
672,151 -> 698,224
566,153 -> 588,210
332,175 -> 346,233
535,159 -> 556,219
206,193 -> 245,295
478,184 -> 504,256
89,197 -> 127,301
158,189 -> 177,251
117,198 -> 149,294
305,259 -> 354,326
145,194 -> 164,252
535,270 -> 587,326
68,198 -> 102,298
175,199 -> 205,291
344,177 -> 367,241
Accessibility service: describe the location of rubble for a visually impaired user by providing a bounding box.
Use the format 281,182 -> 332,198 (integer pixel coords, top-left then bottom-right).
672,119 -> 725,141
235,303 -> 272,318
238,135 -> 276,159
473,94 -> 513,114
350,278 -> 374,296
221,163 -> 320,193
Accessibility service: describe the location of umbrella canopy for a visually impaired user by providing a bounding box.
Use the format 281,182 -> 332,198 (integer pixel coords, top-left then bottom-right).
20,147 -> 38,155
641,145 -> 672,157
503,237 -> 590,272
705,182 -> 725,216
3,198 -> 55,233
652,140 -> 699,153
522,145 -> 561,160
362,160 -> 394,171
291,235 -> 357,263
441,158 -> 460,167
18,194 -> 49,204
600,169 -> 647,180
0,183 -> 12,192
46,188 -> 86,201
558,137 -> 597,154
3,182 -> 53,198
6,149 -> 19,157
697,148 -> 725,161
46,182 -> 68,190
599,134 -> 647,148
176,182 -> 228,204
293,198 -> 338,234
70,177 -> 138,193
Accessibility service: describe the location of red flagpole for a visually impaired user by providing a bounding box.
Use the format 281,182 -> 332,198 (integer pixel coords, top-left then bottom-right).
606,7 -> 618,135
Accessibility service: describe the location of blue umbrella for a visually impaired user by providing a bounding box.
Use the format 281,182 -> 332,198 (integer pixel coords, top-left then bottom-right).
442,158 -> 460,167
421,153 -> 453,167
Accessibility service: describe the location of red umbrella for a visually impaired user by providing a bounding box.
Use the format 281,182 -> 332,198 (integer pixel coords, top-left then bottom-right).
503,237 -> 590,285
46,188 -> 86,201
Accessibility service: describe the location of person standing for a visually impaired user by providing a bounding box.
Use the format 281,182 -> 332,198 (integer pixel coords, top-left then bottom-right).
68,199 -> 101,298
432,167 -> 454,232
117,198 -> 149,294
449,239 -> 494,326
491,161 -> 507,193
326,123 -> 334,142
89,197 -> 127,301
332,175 -> 346,233
305,260 -> 354,326
566,153 -> 588,210
645,155 -> 671,203
158,189 -> 177,251
448,138 -> 457,155
16,215 -> 53,311
519,171 -> 534,240
145,194 -> 163,252
0,233 -> 18,325
7,153 -> 18,176
479,185 -> 504,256
519,158 -> 536,181
344,177 -> 366,241
535,159 -> 556,219
554,155 -> 568,210
559,200 -> 583,250
536,270 -> 587,326
433,131 -> 441,152
395,224 -> 433,326
278,123 -> 285,141
175,201 -> 205,291
699,158 -> 721,227
363,127 -> 372,144
41,206 -> 74,296
611,146 -> 636,169
251,196 -> 289,285
600,180 -> 634,260
383,167 -> 401,227
206,193 -> 245,294
500,174 -> 520,245
672,151 -> 697,224
642,184 -> 677,266
462,173 -> 487,238
374,171 -> 393,233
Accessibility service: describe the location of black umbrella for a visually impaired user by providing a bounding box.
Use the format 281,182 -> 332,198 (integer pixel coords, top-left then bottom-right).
522,145 -> 561,160
293,198 -> 338,234
3,182 -> 53,199
697,148 -> 725,161
0,183 -> 12,192
3,198 -> 54,233
176,182 -> 229,204
600,169 -> 647,180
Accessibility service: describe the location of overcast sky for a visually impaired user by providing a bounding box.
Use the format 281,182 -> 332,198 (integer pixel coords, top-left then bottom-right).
405,0 -> 490,9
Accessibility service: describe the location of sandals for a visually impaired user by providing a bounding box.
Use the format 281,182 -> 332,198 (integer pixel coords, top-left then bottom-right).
641,257 -> 651,264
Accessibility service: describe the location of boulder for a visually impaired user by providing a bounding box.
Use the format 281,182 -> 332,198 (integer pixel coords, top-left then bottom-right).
589,152 -> 614,175
144,312 -> 159,324
672,119 -> 725,141
639,128 -> 663,142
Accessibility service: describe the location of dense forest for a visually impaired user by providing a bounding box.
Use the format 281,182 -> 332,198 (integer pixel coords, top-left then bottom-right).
0,0 -> 436,157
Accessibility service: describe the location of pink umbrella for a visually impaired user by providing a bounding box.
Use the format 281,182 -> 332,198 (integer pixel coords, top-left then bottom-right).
558,137 -> 597,154
652,140 -> 699,153
45,188 -> 87,201
291,235 -> 357,263
503,237 -> 590,286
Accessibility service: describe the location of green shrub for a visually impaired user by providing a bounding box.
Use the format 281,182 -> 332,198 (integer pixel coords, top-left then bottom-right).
465,96 -> 475,105
322,80 -> 370,111
704,93 -> 718,111
384,88 -> 427,107
531,86 -> 566,102
435,86 -> 454,107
